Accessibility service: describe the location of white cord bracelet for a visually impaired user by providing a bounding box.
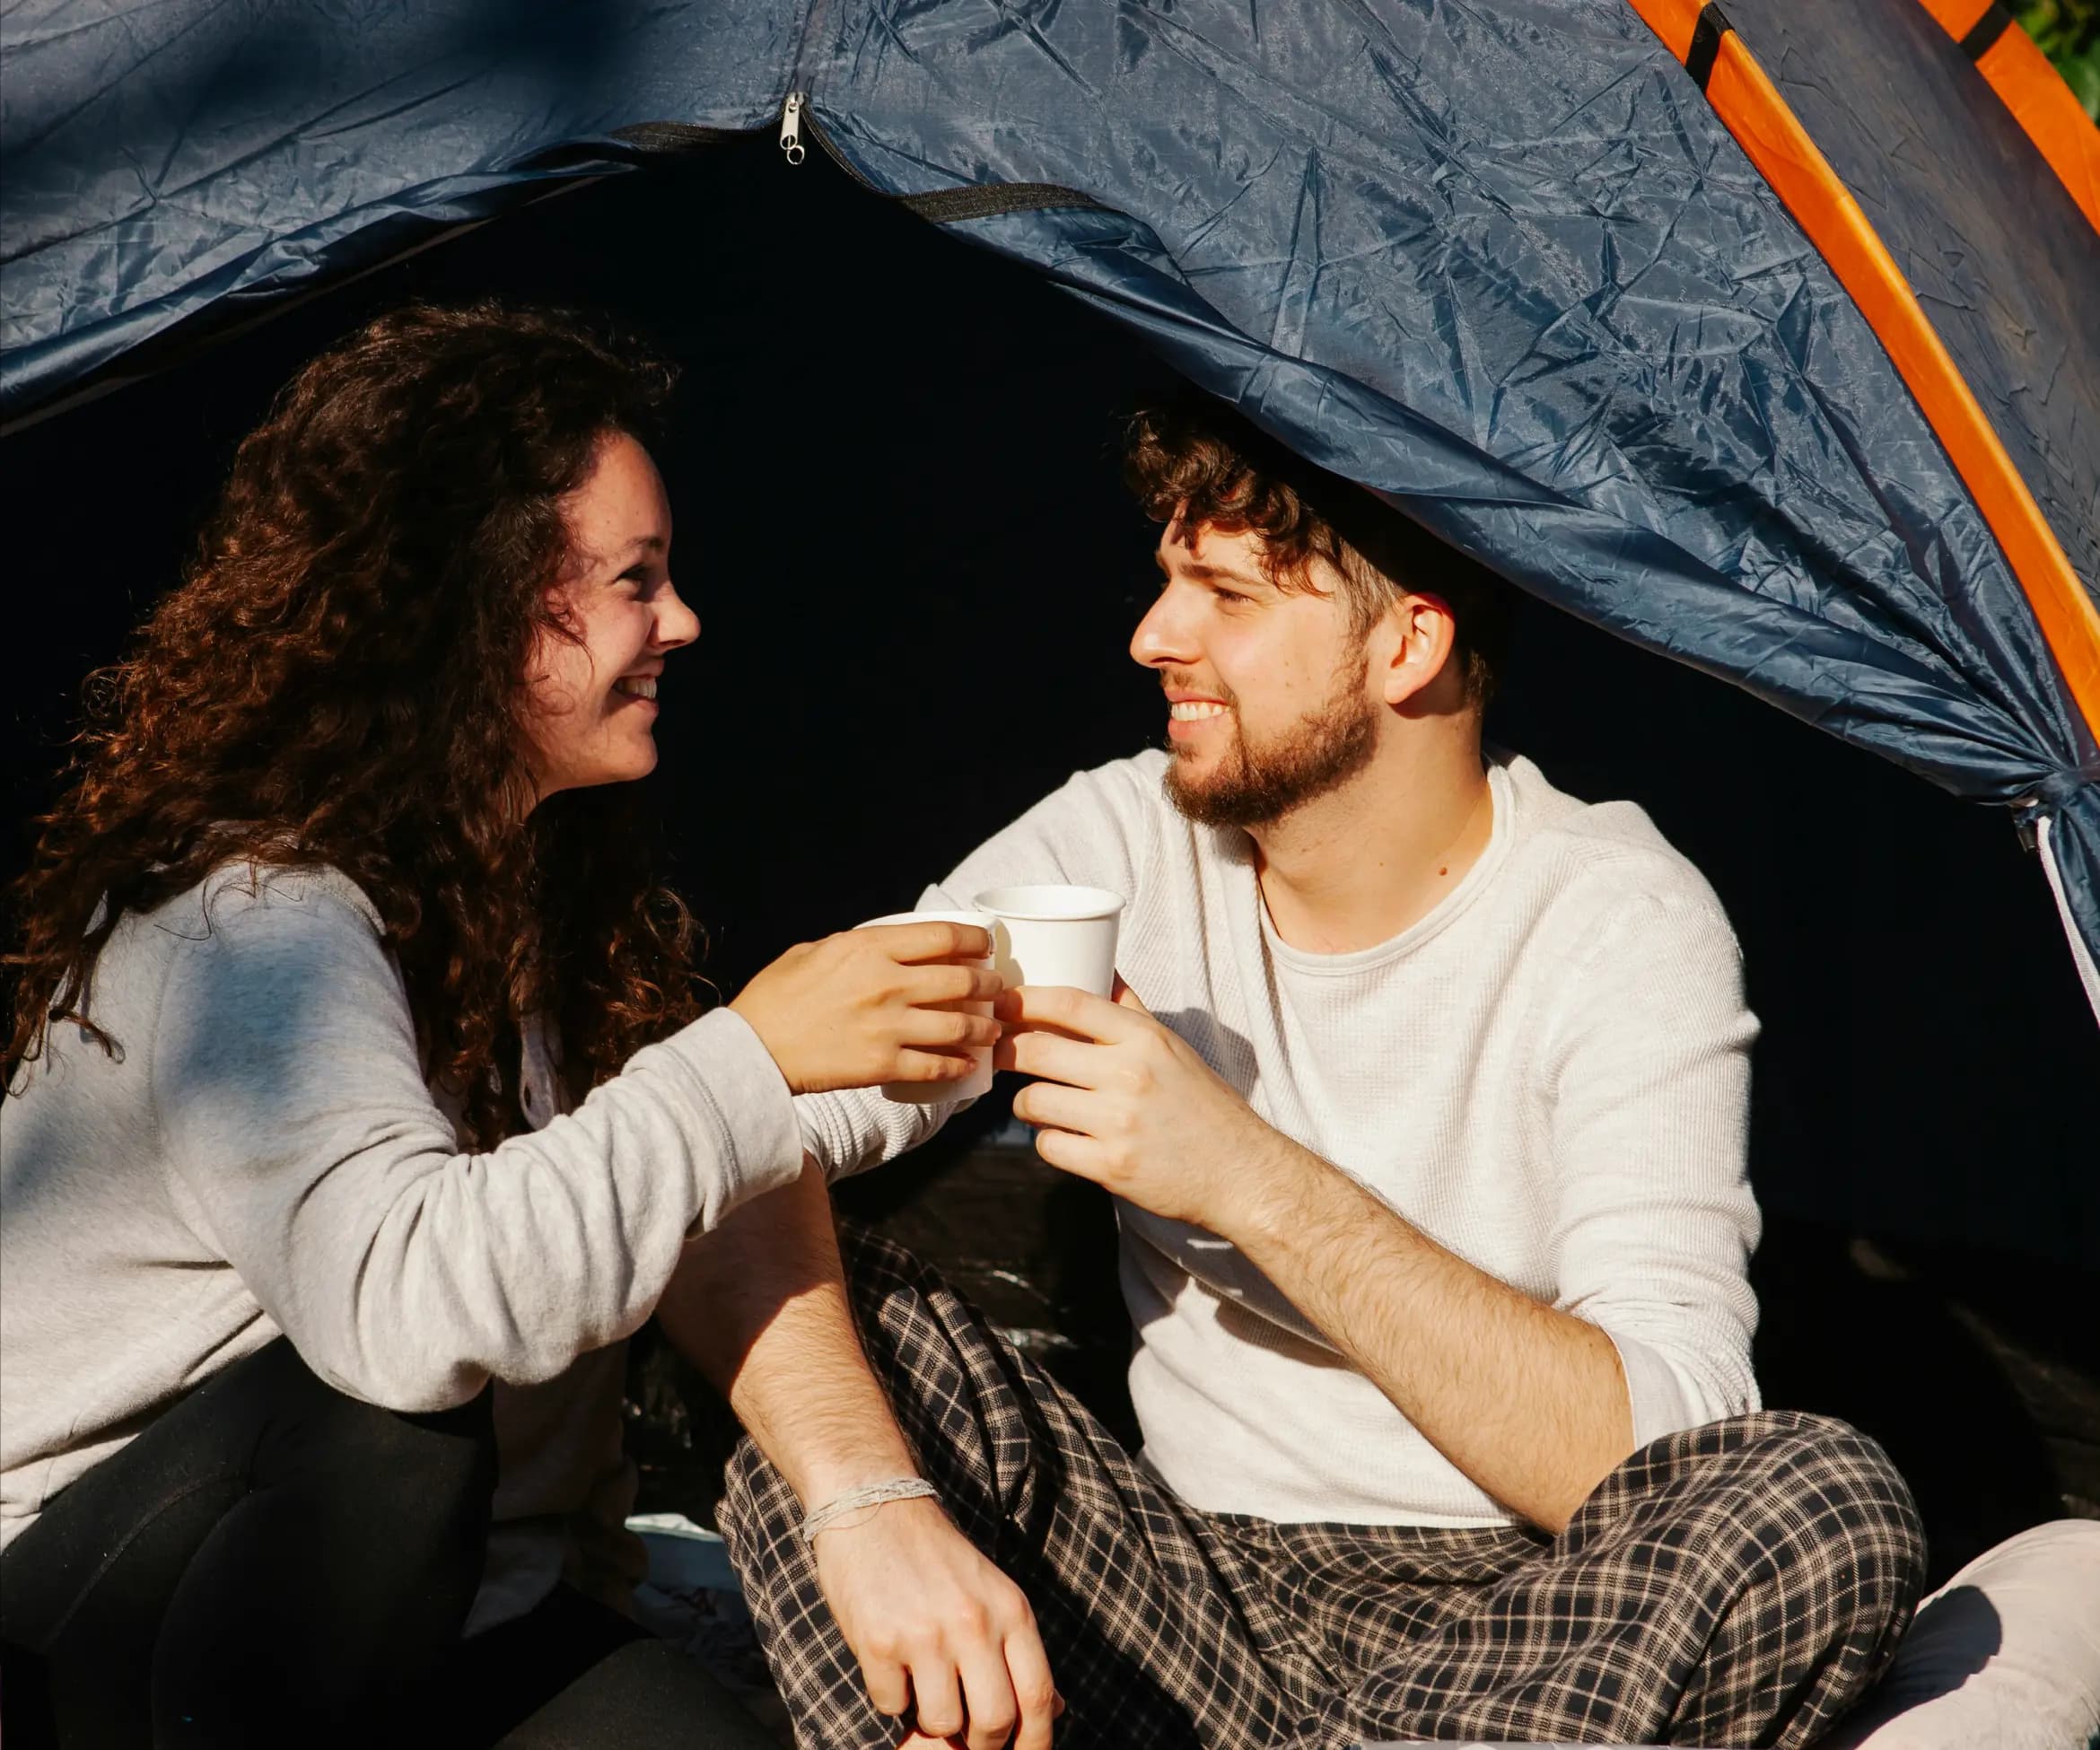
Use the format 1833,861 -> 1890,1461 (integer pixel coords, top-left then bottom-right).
799,1476 -> 939,1543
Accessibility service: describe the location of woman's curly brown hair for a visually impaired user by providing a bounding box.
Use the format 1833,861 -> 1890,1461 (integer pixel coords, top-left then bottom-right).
4,300 -> 704,1147
1124,397 -> 1510,704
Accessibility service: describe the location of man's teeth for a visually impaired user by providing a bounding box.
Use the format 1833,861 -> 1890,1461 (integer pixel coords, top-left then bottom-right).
614,677 -> 657,699
1169,701 -> 1227,721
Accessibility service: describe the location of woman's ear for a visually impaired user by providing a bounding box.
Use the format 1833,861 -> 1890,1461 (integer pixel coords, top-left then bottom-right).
1372,591 -> 1461,710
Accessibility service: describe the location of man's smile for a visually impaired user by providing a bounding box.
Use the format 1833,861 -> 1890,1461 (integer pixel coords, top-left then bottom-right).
1166,686 -> 1232,739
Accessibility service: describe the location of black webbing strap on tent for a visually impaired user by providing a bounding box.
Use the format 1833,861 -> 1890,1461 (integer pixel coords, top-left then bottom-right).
1958,3 -> 2016,60
1686,4 -> 1736,90
901,183 -> 1107,223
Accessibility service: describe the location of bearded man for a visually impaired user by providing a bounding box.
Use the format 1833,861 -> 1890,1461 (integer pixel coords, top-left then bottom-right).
660,400 -> 1925,1750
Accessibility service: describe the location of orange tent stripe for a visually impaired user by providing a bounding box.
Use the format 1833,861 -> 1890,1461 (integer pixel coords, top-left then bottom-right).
1973,22 -> 2100,230
1912,0 -> 1991,32
1639,0 -> 1703,60
1623,0 -> 2100,740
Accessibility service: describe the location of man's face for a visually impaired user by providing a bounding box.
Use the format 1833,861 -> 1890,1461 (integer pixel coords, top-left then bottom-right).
1130,520 -> 1379,830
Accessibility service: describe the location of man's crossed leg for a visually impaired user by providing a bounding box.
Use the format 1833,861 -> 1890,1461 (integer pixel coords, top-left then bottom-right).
719,1228 -> 1924,1750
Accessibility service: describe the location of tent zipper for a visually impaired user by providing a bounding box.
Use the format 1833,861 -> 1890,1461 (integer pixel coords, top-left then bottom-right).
779,92 -> 807,164
779,0 -> 841,171
777,91 -> 881,190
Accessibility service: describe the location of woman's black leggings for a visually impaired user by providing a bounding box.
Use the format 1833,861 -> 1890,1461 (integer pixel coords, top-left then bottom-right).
1,1336 -> 495,1745
2,1338 -> 775,1748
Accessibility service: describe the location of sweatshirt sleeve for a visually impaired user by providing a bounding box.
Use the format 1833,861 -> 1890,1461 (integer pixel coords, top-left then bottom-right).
1542,888 -> 1763,1448
149,878 -> 804,1412
797,757 -> 1157,1182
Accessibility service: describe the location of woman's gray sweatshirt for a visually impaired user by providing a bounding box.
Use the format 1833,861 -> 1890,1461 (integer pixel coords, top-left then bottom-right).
0,863 -> 804,1629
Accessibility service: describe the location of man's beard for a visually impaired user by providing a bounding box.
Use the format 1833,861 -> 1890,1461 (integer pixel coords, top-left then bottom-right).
1164,668 -> 1380,830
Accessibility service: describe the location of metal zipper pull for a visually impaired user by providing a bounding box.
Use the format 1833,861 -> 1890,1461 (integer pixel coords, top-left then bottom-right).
780,92 -> 806,165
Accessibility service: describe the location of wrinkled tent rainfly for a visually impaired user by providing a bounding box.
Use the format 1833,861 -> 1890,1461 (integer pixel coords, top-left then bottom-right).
4,0 -> 2096,1016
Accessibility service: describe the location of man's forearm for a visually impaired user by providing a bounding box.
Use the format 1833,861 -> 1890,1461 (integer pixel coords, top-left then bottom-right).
1227,1137 -> 1633,1533
656,1154 -> 916,1505
662,1161 -> 1066,1744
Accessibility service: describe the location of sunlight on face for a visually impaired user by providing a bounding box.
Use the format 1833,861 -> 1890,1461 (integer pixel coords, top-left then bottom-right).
521,432 -> 698,808
1129,521 -> 1378,828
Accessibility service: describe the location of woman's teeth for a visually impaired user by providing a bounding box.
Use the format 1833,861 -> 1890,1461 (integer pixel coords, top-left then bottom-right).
614,677 -> 657,700
1169,701 -> 1227,721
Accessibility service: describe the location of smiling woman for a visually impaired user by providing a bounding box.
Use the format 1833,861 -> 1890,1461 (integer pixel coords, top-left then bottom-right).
522,433 -> 697,803
2,303 -> 702,1141
0,301 -> 1002,1747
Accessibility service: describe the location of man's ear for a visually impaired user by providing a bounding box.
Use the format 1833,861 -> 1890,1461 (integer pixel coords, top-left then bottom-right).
1369,591 -> 1460,710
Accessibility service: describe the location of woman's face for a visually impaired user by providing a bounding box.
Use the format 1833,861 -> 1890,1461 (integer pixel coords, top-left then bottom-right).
522,432 -> 697,806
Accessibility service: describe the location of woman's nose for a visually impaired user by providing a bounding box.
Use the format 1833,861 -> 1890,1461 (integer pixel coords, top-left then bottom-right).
654,582 -> 701,650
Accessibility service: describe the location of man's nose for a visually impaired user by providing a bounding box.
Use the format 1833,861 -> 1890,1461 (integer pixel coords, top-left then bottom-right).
1130,589 -> 1196,669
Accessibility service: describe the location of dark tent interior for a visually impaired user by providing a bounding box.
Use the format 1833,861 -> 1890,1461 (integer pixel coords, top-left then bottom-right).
4,136 -> 2094,1587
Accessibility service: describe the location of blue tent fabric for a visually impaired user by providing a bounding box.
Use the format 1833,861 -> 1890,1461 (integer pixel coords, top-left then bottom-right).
0,0 -> 797,411
3,0 -> 2096,1009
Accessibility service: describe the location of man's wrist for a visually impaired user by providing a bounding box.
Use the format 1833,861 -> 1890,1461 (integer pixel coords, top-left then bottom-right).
792,1442 -> 923,1507
801,1476 -> 939,1541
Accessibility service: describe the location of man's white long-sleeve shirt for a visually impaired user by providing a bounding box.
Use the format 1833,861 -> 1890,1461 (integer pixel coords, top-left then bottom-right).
800,749 -> 1763,1527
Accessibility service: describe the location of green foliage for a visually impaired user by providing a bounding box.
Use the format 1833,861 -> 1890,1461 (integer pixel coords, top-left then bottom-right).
2017,0 -> 2100,119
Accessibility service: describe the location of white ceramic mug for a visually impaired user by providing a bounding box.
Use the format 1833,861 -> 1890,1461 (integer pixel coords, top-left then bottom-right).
972,884 -> 1126,998
854,910 -> 996,1104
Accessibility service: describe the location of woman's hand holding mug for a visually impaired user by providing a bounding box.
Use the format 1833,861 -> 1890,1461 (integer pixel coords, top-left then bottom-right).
730,921 -> 1002,1096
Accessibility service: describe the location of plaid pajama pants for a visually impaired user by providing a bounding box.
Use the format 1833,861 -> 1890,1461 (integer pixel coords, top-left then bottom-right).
717,1227 -> 1924,1749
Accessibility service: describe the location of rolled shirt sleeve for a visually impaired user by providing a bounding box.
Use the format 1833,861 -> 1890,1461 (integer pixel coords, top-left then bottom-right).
1542,890 -> 1764,1448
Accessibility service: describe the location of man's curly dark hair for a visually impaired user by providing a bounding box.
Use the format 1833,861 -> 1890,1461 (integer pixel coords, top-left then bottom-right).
5,300 -> 704,1147
1124,397 -> 1510,704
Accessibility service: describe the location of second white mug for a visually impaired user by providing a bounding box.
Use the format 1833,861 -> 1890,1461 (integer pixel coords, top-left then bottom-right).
972,884 -> 1125,998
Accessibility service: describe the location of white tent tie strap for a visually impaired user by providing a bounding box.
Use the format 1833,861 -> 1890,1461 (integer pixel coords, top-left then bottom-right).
2035,813 -> 2100,1025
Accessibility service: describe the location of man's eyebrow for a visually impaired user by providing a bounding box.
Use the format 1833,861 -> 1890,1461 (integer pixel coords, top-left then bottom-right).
1159,552 -> 1270,589
625,534 -> 668,555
